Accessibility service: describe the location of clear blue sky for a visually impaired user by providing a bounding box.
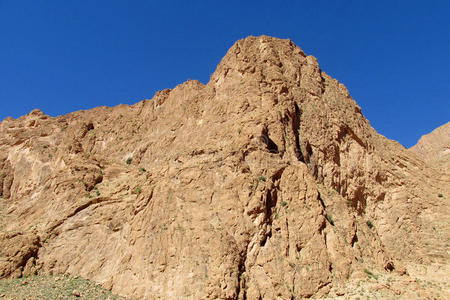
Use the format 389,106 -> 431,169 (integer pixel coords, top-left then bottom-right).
1,1 -> 449,147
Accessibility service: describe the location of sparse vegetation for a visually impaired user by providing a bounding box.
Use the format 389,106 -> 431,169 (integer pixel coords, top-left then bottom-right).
43,145 -> 48,149
94,187 -> 100,197
438,193 -> 443,198
281,201 -> 287,207
366,220 -> 374,229
139,167 -> 146,172
0,275 -> 124,299
126,157 -> 132,165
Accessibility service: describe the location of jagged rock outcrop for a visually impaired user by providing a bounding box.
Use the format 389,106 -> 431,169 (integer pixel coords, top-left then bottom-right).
0,36 -> 448,299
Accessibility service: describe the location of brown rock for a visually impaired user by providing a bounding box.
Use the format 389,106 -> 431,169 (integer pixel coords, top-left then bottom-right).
72,290 -> 81,297
0,35 -> 448,299
0,232 -> 40,278
410,121 -> 450,174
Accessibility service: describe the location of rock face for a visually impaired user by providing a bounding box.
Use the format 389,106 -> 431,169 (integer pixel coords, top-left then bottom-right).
410,122 -> 450,174
0,36 -> 448,299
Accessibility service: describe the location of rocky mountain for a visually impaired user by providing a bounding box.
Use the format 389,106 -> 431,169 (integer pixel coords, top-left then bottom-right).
0,36 -> 448,299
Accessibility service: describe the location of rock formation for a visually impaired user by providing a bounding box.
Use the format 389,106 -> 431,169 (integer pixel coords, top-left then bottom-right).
410,121 -> 450,175
0,36 -> 448,299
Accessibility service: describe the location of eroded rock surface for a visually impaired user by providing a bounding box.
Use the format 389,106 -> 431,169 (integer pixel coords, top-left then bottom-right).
0,36 -> 448,299
410,121 -> 450,174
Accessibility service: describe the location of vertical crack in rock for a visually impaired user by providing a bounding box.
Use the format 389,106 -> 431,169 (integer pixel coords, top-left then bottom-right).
291,102 -> 304,162
351,230 -> 358,247
236,249 -> 248,300
260,128 -> 279,154
317,191 -> 326,210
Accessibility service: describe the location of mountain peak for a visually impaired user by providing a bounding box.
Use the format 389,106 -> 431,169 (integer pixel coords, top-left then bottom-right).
211,35 -> 307,86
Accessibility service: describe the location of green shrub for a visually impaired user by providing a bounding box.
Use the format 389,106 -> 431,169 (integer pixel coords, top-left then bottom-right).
366,220 -> 374,229
139,167 -> 146,172
364,268 -> 378,280
438,193 -> 443,198
281,201 -> 287,207
257,176 -> 266,182
133,186 -> 142,194
126,158 -> 132,165
326,214 -> 335,226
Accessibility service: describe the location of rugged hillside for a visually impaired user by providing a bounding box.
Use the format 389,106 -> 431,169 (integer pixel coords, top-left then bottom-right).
410,122 -> 450,175
1,36 -> 448,299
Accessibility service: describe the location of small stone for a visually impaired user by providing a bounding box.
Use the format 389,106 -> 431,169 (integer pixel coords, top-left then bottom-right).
72,290 -> 81,297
